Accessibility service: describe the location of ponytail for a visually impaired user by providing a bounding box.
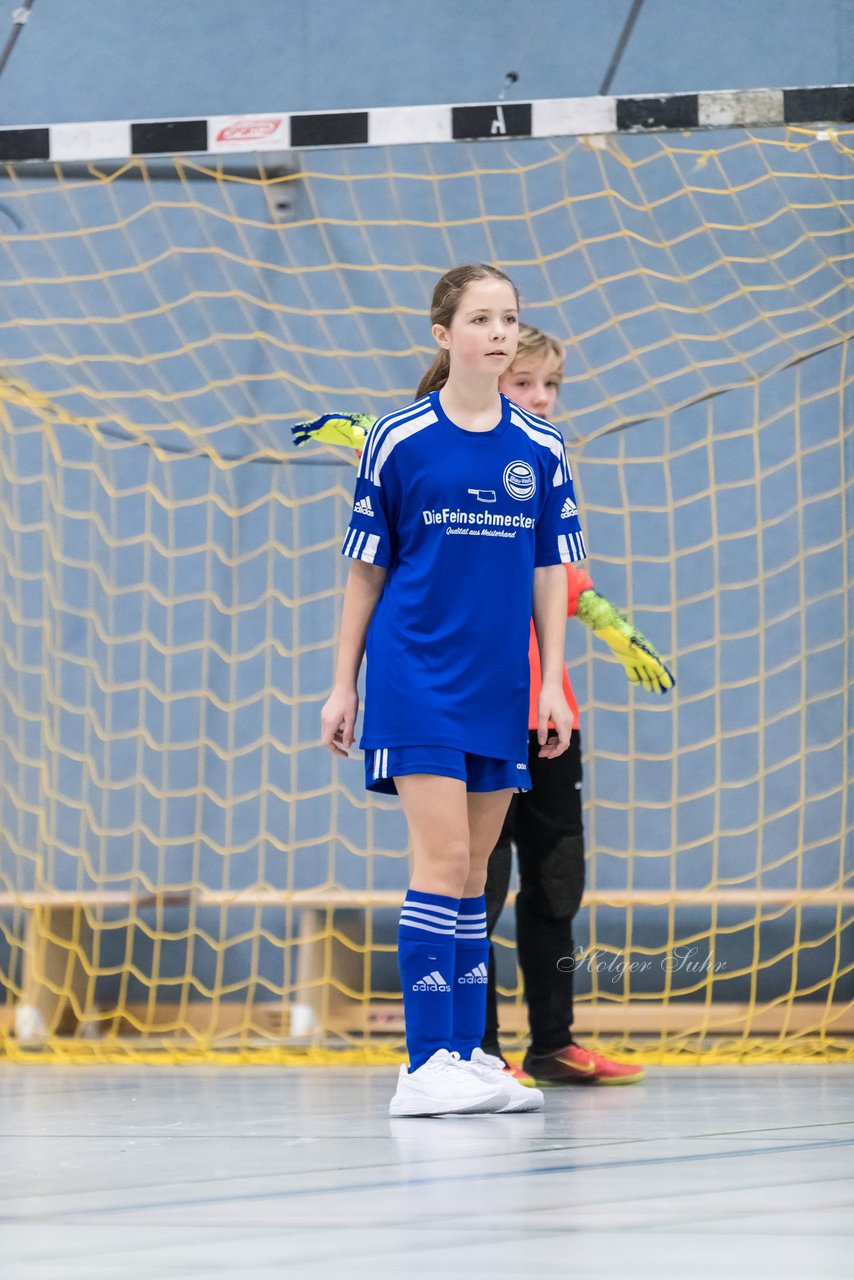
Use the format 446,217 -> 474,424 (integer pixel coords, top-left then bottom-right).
416,350 -> 450,399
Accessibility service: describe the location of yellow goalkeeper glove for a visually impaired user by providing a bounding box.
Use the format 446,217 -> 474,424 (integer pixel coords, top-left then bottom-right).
291,412 -> 375,454
576,589 -> 675,694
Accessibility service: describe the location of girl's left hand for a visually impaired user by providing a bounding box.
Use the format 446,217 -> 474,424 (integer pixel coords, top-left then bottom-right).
537,684 -> 574,758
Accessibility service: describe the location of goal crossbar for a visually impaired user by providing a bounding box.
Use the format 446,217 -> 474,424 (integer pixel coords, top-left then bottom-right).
1,82 -> 852,163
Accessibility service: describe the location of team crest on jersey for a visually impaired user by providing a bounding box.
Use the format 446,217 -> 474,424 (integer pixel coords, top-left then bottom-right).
503,460 -> 536,501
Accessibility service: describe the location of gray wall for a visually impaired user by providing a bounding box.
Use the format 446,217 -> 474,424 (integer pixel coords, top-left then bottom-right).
1,0 -> 851,126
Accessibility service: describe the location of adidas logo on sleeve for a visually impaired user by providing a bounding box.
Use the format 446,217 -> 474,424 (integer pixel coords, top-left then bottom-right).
457,962 -> 489,985
353,495 -> 374,517
561,496 -> 578,519
413,970 -> 451,991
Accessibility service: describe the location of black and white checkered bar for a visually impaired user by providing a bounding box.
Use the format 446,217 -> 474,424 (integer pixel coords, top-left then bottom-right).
1,84 -> 851,163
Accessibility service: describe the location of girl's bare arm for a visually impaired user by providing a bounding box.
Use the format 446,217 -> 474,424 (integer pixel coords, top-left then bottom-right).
532,563 -> 573,758
321,561 -> 387,755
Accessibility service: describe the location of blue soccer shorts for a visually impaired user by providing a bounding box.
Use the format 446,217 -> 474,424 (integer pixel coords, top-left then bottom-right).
364,745 -> 531,795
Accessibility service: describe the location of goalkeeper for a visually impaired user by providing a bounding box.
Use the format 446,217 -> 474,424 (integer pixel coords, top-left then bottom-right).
292,323 -> 674,1087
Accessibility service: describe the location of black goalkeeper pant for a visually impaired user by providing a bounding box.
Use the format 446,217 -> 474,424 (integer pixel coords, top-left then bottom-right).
483,729 -> 585,1057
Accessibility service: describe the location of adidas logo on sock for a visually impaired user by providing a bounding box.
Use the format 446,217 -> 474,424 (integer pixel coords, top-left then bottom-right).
353,495 -> 374,517
561,497 -> 578,519
457,962 -> 489,985
413,970 -> 450,991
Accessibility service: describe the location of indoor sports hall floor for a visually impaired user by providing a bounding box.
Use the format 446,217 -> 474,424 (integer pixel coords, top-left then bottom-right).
1,1064 -> 852,1277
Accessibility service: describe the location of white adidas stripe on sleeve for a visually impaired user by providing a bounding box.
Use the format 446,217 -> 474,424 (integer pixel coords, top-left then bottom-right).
558,531 -> 587,563
343,527 -> 383,565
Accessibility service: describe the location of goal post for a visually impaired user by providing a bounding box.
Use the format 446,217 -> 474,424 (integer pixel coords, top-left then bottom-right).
0,84 -> 852,1062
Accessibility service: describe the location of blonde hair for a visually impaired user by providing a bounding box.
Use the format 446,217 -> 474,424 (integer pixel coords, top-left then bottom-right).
510,324 -> 565,375
415,263 -> 520,399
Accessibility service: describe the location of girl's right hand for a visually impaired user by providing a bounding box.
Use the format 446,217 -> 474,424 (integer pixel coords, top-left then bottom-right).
320,686 -> 359,756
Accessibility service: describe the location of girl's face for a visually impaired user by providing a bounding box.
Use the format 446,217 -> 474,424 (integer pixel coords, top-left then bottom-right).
432,278 -> 519,382
500,351 -> 563,421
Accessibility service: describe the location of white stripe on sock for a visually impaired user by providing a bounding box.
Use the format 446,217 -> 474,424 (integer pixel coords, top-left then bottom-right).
403,899 -> 458,918
401,907 -> 460,927
398,919 -> 456,936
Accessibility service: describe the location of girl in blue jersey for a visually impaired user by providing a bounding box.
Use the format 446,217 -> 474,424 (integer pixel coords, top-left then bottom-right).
321,264 -> 586,1116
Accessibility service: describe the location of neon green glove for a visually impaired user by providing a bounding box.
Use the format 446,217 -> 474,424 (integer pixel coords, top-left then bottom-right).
291,412 -> 375,454
576,589 -> 675,694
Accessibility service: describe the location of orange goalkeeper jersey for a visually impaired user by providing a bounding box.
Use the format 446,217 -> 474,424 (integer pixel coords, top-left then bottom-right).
527,563 -> 593,731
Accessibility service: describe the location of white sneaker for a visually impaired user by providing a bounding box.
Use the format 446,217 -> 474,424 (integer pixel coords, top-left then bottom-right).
388,1049 -> 506,1117
466,1048 -> 545,1112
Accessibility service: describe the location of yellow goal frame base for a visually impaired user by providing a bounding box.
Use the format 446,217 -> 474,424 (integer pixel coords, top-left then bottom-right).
2,1001 -> 851,1066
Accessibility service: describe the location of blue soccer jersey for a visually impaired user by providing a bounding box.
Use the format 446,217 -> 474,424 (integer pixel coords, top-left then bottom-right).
341,390 -> 586,761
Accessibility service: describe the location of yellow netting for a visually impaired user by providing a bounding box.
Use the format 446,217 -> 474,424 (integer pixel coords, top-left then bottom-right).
0,125 -> 851,1063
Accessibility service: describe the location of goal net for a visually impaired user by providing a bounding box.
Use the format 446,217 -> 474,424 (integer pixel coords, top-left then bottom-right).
0,96 -> 851,1061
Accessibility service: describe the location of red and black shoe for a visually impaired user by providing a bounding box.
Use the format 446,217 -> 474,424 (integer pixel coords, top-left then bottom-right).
502,1060 -> 537,1087
481,1043 -> 538,1088
523,1042 -> 644,1086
